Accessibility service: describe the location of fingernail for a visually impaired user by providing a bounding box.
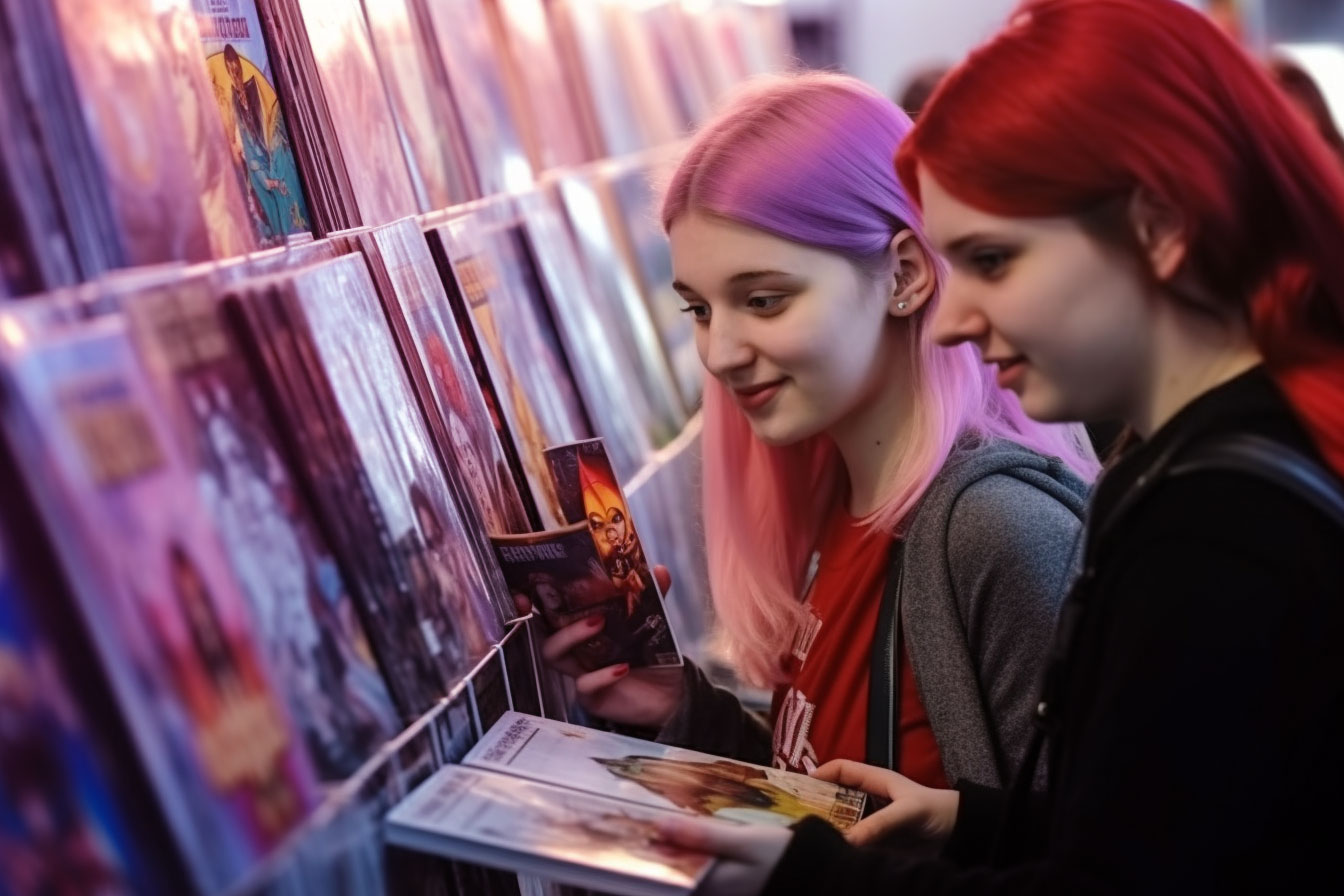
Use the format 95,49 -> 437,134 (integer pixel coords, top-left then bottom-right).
612,663 -> 630,678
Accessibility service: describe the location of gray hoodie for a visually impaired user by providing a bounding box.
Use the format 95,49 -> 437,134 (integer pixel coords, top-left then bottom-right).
657,438 -> 1089,789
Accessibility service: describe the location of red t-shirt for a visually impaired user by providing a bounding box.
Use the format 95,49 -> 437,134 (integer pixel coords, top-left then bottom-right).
771,502 -> 949,788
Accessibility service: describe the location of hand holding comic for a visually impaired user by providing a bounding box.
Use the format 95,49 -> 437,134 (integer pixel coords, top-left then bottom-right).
516,565 -> 686,729
812,759 -> 960,852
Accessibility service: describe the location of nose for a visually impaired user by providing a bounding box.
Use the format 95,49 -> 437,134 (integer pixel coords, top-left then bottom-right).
698,311 -> 755,380
928,273 -> 990,348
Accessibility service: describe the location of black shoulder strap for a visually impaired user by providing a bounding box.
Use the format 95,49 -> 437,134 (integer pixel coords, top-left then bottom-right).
1169,432 -> 1344,528
865,539 -> 905,769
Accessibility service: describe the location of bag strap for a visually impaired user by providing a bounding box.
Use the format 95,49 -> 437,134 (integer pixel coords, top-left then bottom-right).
865,539 -> 905,770
1169,432 -> 1344,528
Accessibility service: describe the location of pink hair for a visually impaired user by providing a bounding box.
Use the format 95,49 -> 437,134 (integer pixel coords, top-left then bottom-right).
663,72 -> 1099,686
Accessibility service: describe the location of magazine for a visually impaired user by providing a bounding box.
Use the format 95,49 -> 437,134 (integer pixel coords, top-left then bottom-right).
385,764 -> 713,896
466,712 -> 866,829
386,711 -> 867,895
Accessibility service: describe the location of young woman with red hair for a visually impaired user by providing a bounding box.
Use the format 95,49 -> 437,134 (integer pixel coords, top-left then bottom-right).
658,1 -> 1344,892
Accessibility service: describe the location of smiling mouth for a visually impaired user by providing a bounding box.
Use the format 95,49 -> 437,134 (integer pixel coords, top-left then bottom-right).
988,356 -> 1028,389
732,379 -> 785,411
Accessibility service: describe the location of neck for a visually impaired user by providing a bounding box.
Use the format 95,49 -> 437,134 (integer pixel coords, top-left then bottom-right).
830,343 -> 918,517
1130,304 -> 1263,439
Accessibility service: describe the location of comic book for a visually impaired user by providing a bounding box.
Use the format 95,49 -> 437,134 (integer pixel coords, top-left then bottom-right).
0,315 -> 317,894
122,275 -> 401,780
412,0 -> 531,196
349,219 -> 532,625
386,710 -> 868,895
385,764 -> 713,896
550,170 -> 688,444
464,712 -> 866,829
513,187 -> 655,481
191,0 -> 314,245
222,278 -> 449,717
280,255 -> 507,669
288,0 -> 420,224
360,0 -> 477,209
490,437 -> 682,671
0,526 -> 170,896
595,155 -> 703,415
430,201 -> 589,530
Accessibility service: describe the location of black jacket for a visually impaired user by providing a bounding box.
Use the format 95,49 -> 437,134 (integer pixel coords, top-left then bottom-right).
768,368 -> 1344,894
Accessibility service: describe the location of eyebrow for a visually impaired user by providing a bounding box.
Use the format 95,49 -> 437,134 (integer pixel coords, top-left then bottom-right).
941,232 -> 1003,255
672,269 -> 796,296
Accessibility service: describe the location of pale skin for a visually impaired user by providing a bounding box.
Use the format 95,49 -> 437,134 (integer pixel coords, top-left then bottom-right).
519,211 -> 939,726
654,170 -> 1265,892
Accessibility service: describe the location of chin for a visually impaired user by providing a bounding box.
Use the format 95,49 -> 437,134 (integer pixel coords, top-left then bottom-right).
746,415 -> 829,448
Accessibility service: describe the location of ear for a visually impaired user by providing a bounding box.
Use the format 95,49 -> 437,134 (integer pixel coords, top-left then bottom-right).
1128,189 -> 1187,281
887,229 -> 936,317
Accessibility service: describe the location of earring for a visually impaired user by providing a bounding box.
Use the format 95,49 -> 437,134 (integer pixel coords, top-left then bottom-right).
896,301 -> 910,311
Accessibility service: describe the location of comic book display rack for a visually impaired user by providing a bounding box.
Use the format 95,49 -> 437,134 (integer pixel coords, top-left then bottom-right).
0,1 -> 784,893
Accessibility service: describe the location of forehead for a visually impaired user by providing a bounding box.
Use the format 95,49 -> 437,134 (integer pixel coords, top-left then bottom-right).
915,168 -> 1012,250
667,210 -> 837,280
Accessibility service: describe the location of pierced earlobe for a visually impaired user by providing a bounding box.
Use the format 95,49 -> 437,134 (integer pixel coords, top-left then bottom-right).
896,301 -> 910,311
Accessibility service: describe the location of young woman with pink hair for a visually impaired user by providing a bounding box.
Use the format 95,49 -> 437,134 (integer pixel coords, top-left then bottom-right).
657,1 -> 1344,892
541,71 -> 1097,796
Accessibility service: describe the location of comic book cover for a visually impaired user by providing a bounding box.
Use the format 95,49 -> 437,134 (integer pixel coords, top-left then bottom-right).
353,220 -> 531,626
222,279 -> 448,718
513,188 -> 655,481
45,0 -> 213,266
545,0 -> 646,158
157,1 -> 258,260
0,316 -> 317,894
385,764 -> 713,896
550,171 -> 688,443
540,437 -> 681,669
490,523 -> 677,671
363,221 -> 530,536
432,207 -> 582,530
466,712 -> 866,829
191,0 -> 313,246
484,0 -> 592,172
123,275 -> 400,780
0,530 -> 165,896
481,211 -> 592,464
289,0 -> 420,225
597,157 -> 703,414
360,0 -> 477,210
414,0 -> 532,195
281,256 -> 506,673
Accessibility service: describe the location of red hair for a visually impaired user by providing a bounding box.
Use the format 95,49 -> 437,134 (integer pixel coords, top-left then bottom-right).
897,0 -> 1344,477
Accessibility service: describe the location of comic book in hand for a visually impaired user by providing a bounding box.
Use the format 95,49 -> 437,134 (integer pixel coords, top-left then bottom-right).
385,764 -> 714,896
505,437 -> 679,669
466,712 -> 866,830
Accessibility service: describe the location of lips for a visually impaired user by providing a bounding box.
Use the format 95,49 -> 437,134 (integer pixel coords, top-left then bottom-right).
986,356 -> 1028,391
732,379 -> 785,412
